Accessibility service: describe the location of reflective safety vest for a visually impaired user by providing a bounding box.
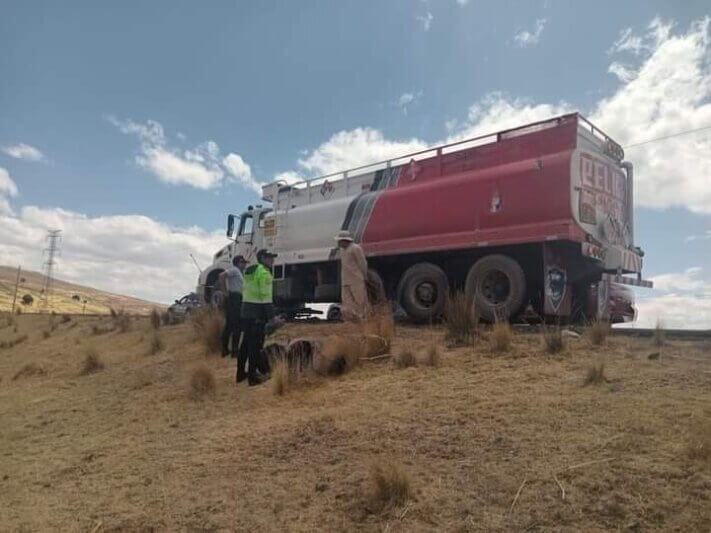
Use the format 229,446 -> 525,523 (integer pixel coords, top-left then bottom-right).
242,263 -> 273,304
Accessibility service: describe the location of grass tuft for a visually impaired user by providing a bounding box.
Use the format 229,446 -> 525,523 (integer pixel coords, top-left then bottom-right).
80,348 -> 104,376
588,319 -> 610,346
114,309 -> 131,333
272,358 -> 291,396
149,332 -> 164,355
583,360 -> 607,386
189,365 -> 216,399
318,335 -> 365,375
42,330 -> 51,339
654,319 -> 665,348
688,417 -> 711,461
394,345 -> 417,369
444,291 -> 476,346
489,321 -> 512,353
369,458 -> 412,510
60,314 -> 71,324
423,343 -> 441,367
12,362 -> 47,380
161,310 -> 171,326
189,307 -> 224,355
543,324 -> 565,354
150,308 -> 161,330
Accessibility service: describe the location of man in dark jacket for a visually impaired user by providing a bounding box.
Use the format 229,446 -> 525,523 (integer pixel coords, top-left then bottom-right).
238,249 -> 276,386
220,255 -> 247,358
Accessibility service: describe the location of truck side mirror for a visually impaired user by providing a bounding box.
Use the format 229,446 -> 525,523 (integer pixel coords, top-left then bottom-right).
227,214 -> 235,238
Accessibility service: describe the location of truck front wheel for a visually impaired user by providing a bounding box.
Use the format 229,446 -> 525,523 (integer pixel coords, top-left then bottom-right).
397,263 -> 449,323
465,254 -> 526,322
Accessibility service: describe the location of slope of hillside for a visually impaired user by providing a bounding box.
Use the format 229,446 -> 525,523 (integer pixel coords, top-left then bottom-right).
0,266 -> 163,315
0,315 -> 709,531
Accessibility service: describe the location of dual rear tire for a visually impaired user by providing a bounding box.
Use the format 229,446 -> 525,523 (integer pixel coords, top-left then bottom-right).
396,255 -> 526,323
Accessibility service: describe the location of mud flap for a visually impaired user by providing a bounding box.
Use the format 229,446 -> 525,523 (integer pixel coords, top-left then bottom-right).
595,278 -> 611,321
543,243 -> 572,317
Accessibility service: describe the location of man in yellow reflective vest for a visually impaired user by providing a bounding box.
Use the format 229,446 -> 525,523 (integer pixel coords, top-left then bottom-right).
238,249 -> 277,386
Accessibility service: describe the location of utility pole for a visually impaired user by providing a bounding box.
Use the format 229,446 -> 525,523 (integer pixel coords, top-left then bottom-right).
40,229 -> 62,313
10,265 -> 21,313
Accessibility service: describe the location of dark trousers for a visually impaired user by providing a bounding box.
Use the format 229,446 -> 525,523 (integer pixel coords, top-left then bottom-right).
221,292 -> 243,357
238,319 -> 270,380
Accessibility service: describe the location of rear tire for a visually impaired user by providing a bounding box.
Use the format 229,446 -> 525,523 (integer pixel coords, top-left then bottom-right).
465,254 -> 526,322
397,263 -> 449,323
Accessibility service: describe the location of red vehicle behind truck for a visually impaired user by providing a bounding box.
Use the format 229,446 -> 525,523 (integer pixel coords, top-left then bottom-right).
200,113 -> 652,323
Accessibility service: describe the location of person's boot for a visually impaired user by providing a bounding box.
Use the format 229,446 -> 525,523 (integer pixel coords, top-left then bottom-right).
247,372 -> 268,386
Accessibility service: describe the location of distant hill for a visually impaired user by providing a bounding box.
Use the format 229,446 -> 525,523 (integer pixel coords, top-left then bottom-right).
0,266 -> 163,315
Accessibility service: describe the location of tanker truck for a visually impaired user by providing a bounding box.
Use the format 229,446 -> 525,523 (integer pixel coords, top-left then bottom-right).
198,113 -> 652,323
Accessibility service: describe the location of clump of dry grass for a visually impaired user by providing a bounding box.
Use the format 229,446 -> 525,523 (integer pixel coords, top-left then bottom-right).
150,308 -> 161,330
12,362 -> 47,380
445,291 -> 476,346
60,314 -> 71,324
190,307 -> 224,355
583,360 -> 607,386
588,319 -> 610,346
272,358 -> 292,396
395,345 -> 417,369
149,332 -> 164,355
687,417 -> 711,461
361,303 -> 395,351
318,335 -> 365,375
489,321 -> 512,353
369,458 -> 412,510
91,323 -> 113,335
189,365 -> 216,400
109,307 -> 118,318
543,324 -> 565,354
80,348 -> 104,375
422,343 -> 441,367
161,310 -> 171,326
654,319 -> 665,348
0,334 -> 29,350
114,310 -> 131,333
42,330 -> 51,339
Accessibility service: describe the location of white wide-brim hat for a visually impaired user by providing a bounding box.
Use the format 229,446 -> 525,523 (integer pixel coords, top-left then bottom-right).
335,230 -> 354,242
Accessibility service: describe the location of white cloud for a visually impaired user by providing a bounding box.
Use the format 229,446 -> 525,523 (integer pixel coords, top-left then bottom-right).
513,18 -> 547,47
0,205 -> 227,304
0,167 -> 18,216
1,143 -> 45,162
223,153 -> 261,194
416,11 -> 433,31
297,128 -> 428,176
634,267 -> 711,329
0,167 -> 18,197
610,18 -> 674,56
592,16 -> 711,214
396,91 -> 423,115
456,0 -> 470,5
108,116 -> 263,194
685,230 -> 711,243
608,62 -> 636,83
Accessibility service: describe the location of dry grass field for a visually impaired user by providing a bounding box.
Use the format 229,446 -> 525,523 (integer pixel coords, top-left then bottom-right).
1,312 -> 710,531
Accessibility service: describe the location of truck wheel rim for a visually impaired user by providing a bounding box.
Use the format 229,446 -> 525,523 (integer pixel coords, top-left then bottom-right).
481,271 -> 510,305
415,281 -> 436,308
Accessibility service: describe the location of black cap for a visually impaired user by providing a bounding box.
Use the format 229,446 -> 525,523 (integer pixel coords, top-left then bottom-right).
257,249 -> 278,261
232,255 -> 247,266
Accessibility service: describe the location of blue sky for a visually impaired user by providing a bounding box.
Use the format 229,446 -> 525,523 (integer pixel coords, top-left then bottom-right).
1,1 -> 710,327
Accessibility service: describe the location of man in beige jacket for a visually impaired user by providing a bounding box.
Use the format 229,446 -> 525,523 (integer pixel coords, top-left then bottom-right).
336,230 -> 369,320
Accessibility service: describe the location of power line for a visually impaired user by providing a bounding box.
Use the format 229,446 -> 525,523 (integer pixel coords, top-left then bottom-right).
624,124 -> 711,149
